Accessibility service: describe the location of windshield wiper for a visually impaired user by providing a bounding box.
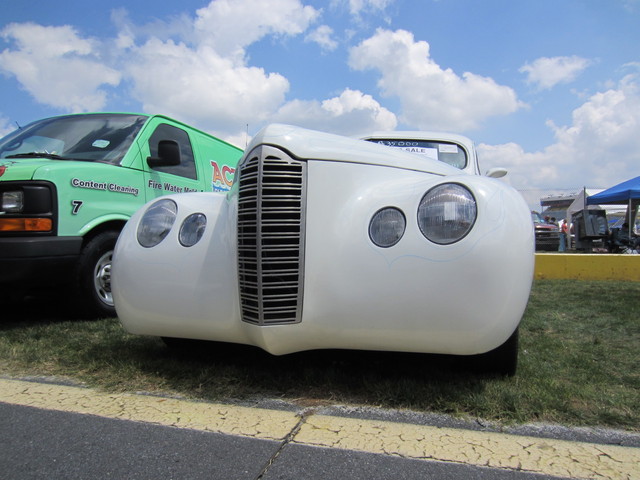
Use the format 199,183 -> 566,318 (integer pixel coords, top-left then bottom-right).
5,152 -> 75,160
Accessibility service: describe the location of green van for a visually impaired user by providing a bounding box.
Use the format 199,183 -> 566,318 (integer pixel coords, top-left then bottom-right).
0,113 -> 242,317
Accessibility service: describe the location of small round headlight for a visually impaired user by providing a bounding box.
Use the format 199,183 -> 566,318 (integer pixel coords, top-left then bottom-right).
137,199 -> 178,247
179,213 -> 207,247
369,207 -> 406,248
417,183 -> 476,244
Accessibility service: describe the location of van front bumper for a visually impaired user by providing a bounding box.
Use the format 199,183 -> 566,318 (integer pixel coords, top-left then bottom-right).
0,236 -> 83,286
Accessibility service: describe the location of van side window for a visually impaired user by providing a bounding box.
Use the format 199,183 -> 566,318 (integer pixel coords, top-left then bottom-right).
148,124 -> 197,180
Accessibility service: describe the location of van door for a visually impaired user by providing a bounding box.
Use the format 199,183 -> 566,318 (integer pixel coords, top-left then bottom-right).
139,120 -> 205,201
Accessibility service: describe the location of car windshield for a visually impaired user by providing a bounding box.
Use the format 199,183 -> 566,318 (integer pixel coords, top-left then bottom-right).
0,114 -> 148,165
365,139 -> 468,169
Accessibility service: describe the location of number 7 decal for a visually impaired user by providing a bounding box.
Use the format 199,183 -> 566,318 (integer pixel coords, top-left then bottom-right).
71,200 -> 83,214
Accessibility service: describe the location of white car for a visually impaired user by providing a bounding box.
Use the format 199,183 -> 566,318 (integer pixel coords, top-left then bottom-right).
112,124 -> 534,375
360,131 -> 507,178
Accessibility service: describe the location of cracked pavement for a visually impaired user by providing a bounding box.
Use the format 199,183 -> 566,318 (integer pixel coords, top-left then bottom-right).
1,378 -> 638,479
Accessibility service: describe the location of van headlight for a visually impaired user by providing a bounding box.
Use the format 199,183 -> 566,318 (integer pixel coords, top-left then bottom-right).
2,190 -> 23,212
137,199 -> 178,247
417,183 -> 476,244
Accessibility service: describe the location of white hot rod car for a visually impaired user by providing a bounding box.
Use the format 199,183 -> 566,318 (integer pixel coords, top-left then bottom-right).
112,124 -> 534,375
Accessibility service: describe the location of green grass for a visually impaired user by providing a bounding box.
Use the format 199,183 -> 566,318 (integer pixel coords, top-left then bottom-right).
1,279 -> 638,431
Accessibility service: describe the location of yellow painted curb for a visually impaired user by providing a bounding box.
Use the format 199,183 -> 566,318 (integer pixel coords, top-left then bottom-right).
296,415 -> 640,480
0,378 -> 298,441
1,378 -> 639,479
535,253 -> 640,281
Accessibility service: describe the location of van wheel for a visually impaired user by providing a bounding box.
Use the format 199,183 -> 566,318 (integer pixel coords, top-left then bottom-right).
75,231 -> 119,319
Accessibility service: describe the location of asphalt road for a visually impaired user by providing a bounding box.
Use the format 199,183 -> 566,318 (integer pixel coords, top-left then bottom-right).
1,377 -> 639,480
0,400 -> 574,480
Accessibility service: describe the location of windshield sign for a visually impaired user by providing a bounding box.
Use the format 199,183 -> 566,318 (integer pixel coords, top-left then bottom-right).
368,139 -> 467,169
0,114 -> 148,165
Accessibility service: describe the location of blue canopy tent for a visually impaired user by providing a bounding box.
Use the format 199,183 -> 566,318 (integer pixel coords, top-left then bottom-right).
586,175 -> 640,205
587,175 -> 640,239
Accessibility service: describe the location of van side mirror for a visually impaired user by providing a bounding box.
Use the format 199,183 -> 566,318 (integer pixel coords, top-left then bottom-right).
485,167 -> 508,178
147,140 -> 180,167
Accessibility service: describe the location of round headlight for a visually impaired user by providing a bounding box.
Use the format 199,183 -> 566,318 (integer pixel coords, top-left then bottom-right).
417,183 -> 476,244
137,199 -> 178,247
369,207 -> 406,248
179,213 -> 207,247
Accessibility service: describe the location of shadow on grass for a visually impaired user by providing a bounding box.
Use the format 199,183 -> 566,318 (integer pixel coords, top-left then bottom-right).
103,336 -> 495,413
2,293 -> 502,417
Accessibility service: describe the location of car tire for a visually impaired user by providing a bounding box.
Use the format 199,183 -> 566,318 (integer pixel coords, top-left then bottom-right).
75,230 -> 119,319
161,337 -> 192,350
473,328 -> 519,377
161,337 -> 216,358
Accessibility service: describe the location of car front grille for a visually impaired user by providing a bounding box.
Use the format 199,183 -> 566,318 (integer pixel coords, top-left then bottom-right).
237,145 -> 307,325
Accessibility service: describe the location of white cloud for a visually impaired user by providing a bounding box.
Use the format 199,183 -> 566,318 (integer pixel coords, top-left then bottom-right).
0,23 -> 121,112
305,25 -> 338,52
272,88 -> 397,135
193,0 -> 320,59
478,74 -> 640,193
122,0 -> 366,136
127,38 -> 290,134
0,116 -> 14,138
349,29 -> 523,131
123,1 -> 396,137
0,0 -> 321,133
520,55 -> 592,90
548,74 -> 640,186
110,9 -> 136,50
0,2 -> 403,141
333,0 -> 394,16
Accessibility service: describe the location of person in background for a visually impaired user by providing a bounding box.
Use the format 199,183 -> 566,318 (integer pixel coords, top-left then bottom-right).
619,223 -> 640,250
559,218 -> 569,252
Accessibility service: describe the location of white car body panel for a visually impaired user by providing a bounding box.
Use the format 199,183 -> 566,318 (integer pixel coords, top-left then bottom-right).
113,124 -> 533,357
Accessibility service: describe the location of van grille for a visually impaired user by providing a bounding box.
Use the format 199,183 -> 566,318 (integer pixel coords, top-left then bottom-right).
237,146 -> 306,325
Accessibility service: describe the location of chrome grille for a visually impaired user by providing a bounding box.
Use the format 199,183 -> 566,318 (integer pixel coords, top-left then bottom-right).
237,145 -> 306,325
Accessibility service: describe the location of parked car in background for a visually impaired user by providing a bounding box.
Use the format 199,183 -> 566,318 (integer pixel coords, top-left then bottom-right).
0,113 -> 242,317
531,211 -> 560,251
113,124 -> 534,375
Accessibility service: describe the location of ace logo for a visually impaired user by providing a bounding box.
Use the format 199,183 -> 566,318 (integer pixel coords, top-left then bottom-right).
211,160 -> 235,192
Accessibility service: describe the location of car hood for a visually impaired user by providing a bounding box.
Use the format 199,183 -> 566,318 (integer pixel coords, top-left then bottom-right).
0,158 -> 55,180
247,124 -> 463,177
535,223 -> 558,231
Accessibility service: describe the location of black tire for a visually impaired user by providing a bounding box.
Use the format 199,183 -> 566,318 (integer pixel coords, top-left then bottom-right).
161,337 -> 217,359
473,328 -> 519,377
75,230 -> 119,319
161,337 -> 193,350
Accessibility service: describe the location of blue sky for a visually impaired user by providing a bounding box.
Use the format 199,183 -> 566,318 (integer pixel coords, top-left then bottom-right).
1,0 -> 639,208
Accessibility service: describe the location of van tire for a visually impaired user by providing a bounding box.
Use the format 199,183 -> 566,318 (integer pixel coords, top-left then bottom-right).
75,230 -> 119,319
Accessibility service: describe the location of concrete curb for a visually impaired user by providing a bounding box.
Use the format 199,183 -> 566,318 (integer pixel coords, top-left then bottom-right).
535,253 -> 640,282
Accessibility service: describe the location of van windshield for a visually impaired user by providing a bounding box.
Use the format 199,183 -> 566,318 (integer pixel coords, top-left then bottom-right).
364,139 -> 468,169
0,114 -> 148,165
